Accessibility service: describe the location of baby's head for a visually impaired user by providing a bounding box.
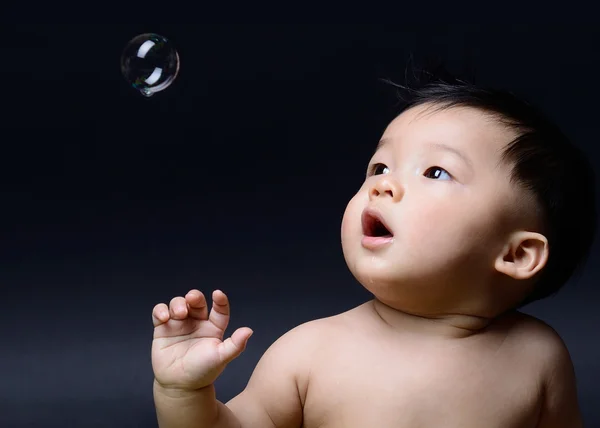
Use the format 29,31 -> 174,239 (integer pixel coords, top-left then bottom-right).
341,68 -> 597,319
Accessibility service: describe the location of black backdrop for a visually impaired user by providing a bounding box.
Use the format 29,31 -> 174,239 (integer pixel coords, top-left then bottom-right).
1,23 -> 598,427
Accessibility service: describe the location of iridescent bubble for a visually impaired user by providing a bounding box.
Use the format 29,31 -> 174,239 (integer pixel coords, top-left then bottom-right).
121,33 -> 180,97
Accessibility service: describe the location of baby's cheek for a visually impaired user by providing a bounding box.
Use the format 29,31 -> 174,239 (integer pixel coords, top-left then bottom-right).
342,196 -> 362,229
340,208 -> 354,238
341,198 -> 363,245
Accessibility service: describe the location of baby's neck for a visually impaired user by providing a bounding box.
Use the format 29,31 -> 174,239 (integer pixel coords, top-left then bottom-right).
370,299 -> 510,339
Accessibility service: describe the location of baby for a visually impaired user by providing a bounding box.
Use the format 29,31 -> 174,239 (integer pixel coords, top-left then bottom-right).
150,68 -> 596,428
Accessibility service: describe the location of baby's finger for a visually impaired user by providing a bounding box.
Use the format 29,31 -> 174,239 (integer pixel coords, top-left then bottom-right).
169,296 -> 188,320
208,290 -> 231,331
218,327 -> 253,364
152,303 -> 170,327
185,289 -> 209,320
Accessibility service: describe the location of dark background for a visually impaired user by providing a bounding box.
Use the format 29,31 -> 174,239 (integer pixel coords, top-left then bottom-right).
0,23 -> 598,427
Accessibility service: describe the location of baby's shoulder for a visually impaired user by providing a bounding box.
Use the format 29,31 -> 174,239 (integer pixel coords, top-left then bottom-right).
501,311 -> 573,369
270,310 -> 349,356
284,308 -> 353,343
504,311 -> 566,344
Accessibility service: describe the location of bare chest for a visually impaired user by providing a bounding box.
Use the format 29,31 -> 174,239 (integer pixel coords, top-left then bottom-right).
302,334 -> 542,428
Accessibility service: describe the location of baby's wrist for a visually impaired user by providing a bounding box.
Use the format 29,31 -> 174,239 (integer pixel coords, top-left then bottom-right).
153,379 -> 214,399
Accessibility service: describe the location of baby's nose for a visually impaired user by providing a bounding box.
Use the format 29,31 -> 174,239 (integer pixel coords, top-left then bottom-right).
369,177 -> 401,201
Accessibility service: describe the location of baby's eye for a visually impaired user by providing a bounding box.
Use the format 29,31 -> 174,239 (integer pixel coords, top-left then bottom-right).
423,166 -> 452,180
369,163 -> 390,176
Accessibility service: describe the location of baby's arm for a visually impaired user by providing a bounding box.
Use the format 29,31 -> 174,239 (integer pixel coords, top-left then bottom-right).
535,333 -> 583,428
222,321 -> 318,428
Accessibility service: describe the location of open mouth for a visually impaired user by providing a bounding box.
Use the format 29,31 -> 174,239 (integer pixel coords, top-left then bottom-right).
361,209 -> 394,238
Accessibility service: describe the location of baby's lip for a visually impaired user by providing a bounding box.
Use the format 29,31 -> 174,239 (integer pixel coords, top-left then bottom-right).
361,207 -> 394,237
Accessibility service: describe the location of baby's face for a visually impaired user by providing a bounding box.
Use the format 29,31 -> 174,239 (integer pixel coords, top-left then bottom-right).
341,103 -> 532,315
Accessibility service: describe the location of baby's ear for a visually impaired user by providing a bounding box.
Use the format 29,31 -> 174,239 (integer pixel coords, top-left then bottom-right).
494,231 -> 549,280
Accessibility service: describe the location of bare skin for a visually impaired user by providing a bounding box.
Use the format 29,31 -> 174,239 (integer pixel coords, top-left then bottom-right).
300,302 -> 549,428
152,104 -> 583,428
153,290 -> 581,428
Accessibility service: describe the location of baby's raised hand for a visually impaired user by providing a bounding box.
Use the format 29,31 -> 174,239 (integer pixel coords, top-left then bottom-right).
151,289 -> 253,391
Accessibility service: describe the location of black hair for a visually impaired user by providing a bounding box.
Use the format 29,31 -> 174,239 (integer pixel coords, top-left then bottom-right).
382,60 -> 597,307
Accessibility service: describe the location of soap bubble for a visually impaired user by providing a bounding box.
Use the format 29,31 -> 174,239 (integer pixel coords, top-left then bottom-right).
121,33 -> 180,97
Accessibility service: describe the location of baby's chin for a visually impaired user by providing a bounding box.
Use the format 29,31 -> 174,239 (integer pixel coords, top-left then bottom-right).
353,270 -> 466,314
361,282 -> 436,316
347,254 -> 415,287
353,270 -> 414,300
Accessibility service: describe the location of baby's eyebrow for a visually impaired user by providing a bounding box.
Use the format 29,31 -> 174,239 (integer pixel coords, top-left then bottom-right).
375,138 -> 473,171
426,142 -> 474,170
375,138 -> 391,153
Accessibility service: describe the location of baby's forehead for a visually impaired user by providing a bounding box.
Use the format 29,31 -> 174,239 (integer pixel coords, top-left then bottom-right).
387,104 -> 501,134
380,104 -> 517,157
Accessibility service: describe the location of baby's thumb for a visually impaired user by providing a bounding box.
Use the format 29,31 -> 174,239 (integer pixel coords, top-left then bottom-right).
218,327 -> 253,365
